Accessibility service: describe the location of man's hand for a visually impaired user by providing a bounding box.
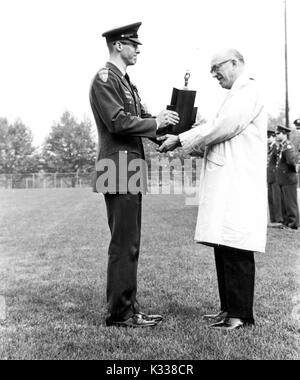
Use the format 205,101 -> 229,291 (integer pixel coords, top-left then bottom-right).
156,110 -> 180,130
157,134 -> 181,153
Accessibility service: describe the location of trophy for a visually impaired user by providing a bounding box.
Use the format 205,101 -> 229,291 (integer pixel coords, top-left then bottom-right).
161,71 -> 198,135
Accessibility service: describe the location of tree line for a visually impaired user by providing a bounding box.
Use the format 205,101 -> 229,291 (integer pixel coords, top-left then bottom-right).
0,110 -> 189,176
0,111 -> 96,175
0,110 -> 295,176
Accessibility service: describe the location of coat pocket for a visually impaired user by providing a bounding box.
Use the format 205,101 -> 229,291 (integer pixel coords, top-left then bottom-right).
206,151 -> 225,168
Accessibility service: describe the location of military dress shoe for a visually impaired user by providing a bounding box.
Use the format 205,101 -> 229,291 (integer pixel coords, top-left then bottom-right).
281,225 -> 298,231
138,312 -> 163,322
106,314 -> 157,328
209,317 -> 255,331
203,310 -> 228,320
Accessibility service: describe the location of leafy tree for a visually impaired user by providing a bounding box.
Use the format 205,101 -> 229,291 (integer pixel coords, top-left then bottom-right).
42,111 -> 96,175
0,118 -> 39,174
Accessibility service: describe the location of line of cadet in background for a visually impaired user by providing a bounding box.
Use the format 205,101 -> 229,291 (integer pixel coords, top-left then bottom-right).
267,119 -> 300,230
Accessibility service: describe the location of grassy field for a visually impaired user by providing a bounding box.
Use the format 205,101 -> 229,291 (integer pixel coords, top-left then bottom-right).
0,188 -> 299,360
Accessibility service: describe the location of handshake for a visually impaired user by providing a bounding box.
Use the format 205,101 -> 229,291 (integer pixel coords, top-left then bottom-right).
155,110 -> 181,153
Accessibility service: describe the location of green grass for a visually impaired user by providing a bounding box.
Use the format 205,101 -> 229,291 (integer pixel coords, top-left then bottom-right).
0,189 -> 299,360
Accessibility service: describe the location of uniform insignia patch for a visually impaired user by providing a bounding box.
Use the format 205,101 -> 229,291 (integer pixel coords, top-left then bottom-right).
98,68 -> 109,83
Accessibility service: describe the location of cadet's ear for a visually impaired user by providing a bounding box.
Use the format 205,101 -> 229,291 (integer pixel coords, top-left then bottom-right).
114,41 -> 123,52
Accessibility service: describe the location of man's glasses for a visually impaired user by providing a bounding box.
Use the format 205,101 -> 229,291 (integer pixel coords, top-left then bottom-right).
210,59 -> 233,74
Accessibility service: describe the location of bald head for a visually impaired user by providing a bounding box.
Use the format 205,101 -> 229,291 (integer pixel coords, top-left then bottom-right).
210,48 -> 245,89
211,49 -> 245,65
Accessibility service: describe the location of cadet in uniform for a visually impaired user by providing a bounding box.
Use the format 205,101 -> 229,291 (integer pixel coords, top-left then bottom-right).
267,127 -> 283,226
293,119 -> 300,174
275,125 -> 299,230
89,22 -> 179,328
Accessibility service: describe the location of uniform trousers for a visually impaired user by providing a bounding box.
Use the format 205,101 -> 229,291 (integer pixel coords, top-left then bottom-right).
214,245 -> 255,323
279,184 -> 299,229
268,182 -> 283,223
104,193 -> 142,321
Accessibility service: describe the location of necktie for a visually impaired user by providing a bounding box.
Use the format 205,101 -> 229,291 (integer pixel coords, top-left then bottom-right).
124,73 -> 131,86
125,73 -> 135,98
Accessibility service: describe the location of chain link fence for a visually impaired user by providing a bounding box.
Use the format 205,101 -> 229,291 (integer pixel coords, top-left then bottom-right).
0,173 -> 93,189
0,169 -> 201,190
1,170 -> 298,190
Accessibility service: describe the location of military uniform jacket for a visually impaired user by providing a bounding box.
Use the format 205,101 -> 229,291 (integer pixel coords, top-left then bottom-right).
89,62 -> 157,193
267,142 -> 278,184
276,141 -> 298,186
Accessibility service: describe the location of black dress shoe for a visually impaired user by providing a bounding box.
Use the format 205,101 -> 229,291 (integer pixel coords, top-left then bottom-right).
281,225 -> 298,231
138,312 -> 163,322
106,314 -> 157,328
203,310 -> 228,320
209,317 -> 255,330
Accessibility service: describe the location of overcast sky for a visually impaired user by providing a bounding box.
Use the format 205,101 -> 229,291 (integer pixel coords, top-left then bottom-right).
0,0 -> 299,145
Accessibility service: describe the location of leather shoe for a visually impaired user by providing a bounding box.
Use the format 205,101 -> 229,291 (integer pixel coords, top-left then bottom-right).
209,317 -> 255,330
106,314 -> 157,328
138,312 -> 163,322
203,310 -> 228,320
281,225 -> 298,231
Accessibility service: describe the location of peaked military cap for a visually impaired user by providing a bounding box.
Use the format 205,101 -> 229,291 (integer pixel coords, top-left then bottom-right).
276,124 -> 291,134
102,22 -> 142,45
293,119 -> 300,128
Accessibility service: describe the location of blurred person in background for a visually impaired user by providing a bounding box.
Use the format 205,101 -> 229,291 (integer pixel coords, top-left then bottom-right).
267,127 -> 283,227
275,125 -> 299,231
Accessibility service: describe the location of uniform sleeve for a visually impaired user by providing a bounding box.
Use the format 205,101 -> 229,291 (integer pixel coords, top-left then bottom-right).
90,73 -> 157,138
284,144 -> 297,167
141,103 -> 155,120
179,82 -> 264,155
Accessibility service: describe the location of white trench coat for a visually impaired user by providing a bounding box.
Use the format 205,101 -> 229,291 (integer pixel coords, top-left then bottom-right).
180,74 -> 268,253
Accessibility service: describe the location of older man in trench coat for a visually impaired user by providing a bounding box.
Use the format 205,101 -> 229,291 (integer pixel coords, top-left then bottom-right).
159,49 -> 268,330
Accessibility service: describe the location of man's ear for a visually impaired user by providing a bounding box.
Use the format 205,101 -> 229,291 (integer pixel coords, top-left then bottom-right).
115,41 -> 123,52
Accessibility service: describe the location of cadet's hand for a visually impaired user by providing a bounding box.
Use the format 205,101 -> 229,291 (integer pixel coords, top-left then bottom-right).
157,134 -> 181,153
156,110 -> 180,130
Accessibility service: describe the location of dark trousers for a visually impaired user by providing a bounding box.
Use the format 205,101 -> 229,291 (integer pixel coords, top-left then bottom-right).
279,184 -> 299,229
214,246 -> 255,322
268,182 -> 283,223
104,193 -> 142,321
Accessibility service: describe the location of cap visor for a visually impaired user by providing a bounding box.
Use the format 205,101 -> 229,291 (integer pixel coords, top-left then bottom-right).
127,37 -> 142,45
